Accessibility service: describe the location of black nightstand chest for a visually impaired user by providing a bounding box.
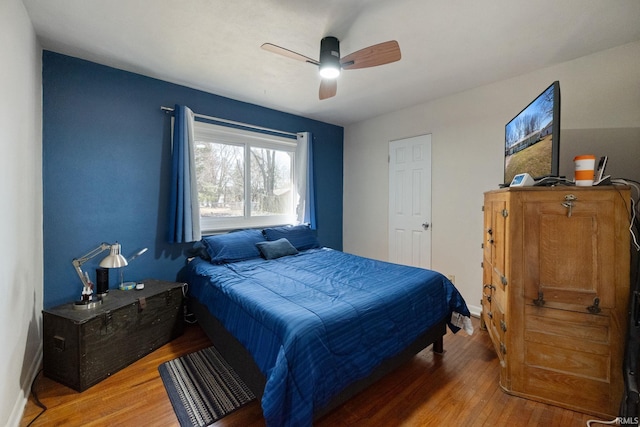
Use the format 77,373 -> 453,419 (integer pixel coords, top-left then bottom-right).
43,279 -> 185,391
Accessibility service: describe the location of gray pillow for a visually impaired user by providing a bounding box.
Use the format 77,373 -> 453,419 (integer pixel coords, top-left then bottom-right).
256,238 -> 299,260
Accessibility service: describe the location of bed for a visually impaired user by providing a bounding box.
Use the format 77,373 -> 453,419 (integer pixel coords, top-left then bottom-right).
179,225 -> 471,427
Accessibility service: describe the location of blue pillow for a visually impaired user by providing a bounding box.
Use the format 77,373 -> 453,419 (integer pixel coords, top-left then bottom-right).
256,238 -> 299,260
201,229 -> 266,263
262,225 -> 320,251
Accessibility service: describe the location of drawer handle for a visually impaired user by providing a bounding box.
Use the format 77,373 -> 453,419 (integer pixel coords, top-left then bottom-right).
533,291 -> 545,307
587,297 -> 601,314
500,342 -> 507,355
487,228 -> 494,244
562,194 -> 578,217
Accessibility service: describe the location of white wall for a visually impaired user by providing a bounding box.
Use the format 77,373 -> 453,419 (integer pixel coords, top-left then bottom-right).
344,41 -> 640,317
0,0 -> 43,425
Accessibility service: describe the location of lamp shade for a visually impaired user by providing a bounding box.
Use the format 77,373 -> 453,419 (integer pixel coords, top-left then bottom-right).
99,243 -> 128,268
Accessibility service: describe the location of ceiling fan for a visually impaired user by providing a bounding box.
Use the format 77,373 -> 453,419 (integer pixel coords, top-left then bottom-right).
261,37 -> 401,100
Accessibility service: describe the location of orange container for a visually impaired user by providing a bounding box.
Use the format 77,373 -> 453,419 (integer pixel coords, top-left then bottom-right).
574,154 -> 596,186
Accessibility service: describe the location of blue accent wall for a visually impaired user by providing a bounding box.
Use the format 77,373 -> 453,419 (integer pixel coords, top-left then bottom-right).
43,51 -> 343,308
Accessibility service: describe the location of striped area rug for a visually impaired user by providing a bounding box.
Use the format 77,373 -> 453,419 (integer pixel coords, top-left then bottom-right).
159,346 -> 256,427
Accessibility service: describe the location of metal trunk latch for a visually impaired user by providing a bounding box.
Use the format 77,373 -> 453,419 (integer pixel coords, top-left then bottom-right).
138,297 -> 147,312
101,312 -> 113,335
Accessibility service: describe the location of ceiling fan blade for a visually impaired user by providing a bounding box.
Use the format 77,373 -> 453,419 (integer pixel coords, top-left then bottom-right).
319,79 -> 337,100
261,43 -> 319,65
340,40 -> 401,70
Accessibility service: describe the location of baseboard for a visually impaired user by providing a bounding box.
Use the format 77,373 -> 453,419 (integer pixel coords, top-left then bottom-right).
467,303 -> 482,319
7,343 -> 43,427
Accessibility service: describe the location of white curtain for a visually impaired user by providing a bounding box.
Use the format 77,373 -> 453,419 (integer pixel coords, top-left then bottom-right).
295,132 -> 316,228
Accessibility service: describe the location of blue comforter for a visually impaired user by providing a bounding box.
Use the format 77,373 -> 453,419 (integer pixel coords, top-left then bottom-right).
184,248 -> 470,426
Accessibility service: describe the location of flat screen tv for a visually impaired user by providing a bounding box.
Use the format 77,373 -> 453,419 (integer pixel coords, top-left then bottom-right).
504,81 -> 560,185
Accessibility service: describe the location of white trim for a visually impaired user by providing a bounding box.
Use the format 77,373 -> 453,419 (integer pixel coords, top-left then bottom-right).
467,303 -> 482,319
9,344 -> 42,427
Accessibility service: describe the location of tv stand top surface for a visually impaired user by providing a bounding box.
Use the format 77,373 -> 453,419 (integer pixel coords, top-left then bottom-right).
489,184 -> 625,194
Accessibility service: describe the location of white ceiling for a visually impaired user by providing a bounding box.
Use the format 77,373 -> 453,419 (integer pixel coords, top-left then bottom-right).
23,0 -> 640,126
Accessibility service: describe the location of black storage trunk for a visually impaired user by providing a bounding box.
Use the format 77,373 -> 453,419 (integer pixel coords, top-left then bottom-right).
43,279 -> 184,392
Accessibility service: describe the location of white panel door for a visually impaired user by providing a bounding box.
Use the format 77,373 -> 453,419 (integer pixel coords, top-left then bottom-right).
388,134 -> 432,268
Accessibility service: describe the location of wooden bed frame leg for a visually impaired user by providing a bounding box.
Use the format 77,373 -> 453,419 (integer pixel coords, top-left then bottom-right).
433,336 -> 444,354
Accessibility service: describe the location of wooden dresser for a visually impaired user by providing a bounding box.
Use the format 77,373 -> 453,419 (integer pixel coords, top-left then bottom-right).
481,186 -> 630,418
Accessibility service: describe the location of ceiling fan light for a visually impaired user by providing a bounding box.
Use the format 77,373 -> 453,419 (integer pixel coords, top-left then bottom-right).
319,63 -> 340,79
319,36 -> 341,79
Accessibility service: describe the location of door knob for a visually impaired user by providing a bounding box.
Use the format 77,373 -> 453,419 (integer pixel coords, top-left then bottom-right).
422,222 -> 430,230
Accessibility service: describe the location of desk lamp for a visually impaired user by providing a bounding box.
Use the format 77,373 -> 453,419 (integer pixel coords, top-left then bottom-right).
72,242 -> 128,310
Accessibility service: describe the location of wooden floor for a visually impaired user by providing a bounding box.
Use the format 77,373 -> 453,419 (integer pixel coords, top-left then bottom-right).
21,317 -> 604,427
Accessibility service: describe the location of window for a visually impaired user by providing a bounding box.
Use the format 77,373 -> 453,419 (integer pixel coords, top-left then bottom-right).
193,121 -> 297,232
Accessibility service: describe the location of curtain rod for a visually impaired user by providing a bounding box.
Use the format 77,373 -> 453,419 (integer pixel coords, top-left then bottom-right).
160,106 -> 298,138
